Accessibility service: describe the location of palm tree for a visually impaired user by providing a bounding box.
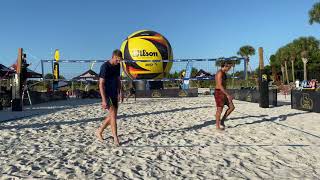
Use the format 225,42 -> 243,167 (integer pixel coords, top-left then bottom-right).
275,49 -> 285,84
229,56 -> 241,88
276,47 -> 290,84
292,37 -> 320,81
282,47 -> 291,84
301,51 -> 309,81
237,45 -> 256,81
309,2 -> 320,25
229,57 -> 241,75
269,55 -> 278,82
287,43 -> 298,82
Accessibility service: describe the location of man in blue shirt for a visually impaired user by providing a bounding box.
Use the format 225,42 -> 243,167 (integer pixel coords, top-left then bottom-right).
96,49 -> 122,146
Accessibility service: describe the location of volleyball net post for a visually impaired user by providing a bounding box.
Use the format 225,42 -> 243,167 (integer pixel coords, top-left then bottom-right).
259,47 -> 270,108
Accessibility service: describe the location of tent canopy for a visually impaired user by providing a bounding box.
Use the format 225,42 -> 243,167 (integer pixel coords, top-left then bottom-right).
195,69 -> 214,78
26,68 -> 42,78
72,69 -> 99,81
9,64 -> 42,78
0,64 -> 14,78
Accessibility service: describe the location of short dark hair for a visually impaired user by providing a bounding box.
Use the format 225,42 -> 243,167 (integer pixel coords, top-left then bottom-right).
221,61 -> 233,68
112,49 -> 122,58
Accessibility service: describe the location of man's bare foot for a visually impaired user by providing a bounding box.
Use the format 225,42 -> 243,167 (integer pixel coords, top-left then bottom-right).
216,127 -> 225,131
114,137 -> 120,146
96,130 -> 104,142
221,118 -> 226,128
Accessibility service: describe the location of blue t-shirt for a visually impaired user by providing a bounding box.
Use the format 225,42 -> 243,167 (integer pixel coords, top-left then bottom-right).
99,61 -> 120,98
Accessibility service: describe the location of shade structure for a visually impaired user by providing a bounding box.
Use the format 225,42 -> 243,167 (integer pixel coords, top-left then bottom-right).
0,64 -> 14,78
9,64 -> 42,78
72,69 -> 99,81
26,68 -> 42,78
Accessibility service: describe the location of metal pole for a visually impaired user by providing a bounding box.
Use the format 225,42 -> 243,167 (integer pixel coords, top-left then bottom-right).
41,60 -> 44,80
12,48 -> 23,111
51,59 -> 54,91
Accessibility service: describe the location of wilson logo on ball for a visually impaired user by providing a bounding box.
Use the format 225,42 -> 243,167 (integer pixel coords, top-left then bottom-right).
120,30 -> 173,80
131,50 -> 159,57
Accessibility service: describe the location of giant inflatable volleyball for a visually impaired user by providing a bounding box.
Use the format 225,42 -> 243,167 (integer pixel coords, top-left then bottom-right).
120,30 -> 173,79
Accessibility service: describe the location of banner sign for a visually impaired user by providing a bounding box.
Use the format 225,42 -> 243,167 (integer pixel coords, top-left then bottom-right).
291,90 -> 320,113
182,61 -> 193,90
301,80 -> 318,90
53,49 -> 60,90
53,62 -> 59,80
54,49 -> 60,62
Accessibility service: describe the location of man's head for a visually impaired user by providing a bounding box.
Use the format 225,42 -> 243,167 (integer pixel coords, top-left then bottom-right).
221,61 -> 233,72
111,49 -> 123,64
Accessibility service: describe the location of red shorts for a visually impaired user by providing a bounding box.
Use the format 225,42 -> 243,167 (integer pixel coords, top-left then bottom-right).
214,89 -> 229,107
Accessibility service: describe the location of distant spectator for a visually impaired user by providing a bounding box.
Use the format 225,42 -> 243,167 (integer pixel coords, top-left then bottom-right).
66,90 -> 70,99
126,81 -> 136,101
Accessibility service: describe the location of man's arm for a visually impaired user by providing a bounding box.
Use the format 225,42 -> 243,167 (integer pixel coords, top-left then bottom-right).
118,77 -> 121,96
99,78 -> 107,103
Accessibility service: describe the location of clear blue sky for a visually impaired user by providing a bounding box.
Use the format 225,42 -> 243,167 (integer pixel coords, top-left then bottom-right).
0,0 -> 319,76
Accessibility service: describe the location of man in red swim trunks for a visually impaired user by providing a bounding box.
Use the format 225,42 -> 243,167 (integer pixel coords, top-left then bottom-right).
214,61 -> 235,130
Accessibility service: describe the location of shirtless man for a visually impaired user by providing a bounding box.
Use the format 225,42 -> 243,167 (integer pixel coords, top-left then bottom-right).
214,61 -> 235,130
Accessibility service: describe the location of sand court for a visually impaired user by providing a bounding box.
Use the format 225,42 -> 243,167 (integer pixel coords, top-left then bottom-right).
0,95 -> 320,179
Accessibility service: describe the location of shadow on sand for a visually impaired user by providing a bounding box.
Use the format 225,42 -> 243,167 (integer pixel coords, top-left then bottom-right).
0,99 -> 101,123
122,111 -> 320,146
0,105 -> 211,130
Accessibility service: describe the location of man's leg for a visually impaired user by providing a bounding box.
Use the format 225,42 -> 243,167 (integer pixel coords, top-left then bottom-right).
215,107 -> 224,130
109,106 -> 120,146
121,92 -> 124,103
96,115 -> 111,141
221,101 -> 235,128
126,92 -> 131,101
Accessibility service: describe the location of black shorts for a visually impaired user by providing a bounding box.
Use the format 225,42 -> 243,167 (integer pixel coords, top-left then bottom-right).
106,97 -> 118,109
130,88 -> 136,94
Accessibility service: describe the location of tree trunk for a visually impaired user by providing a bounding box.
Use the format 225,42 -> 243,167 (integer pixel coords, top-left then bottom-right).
281,64 -> 285,84
284,61 -> 289,84
291,60 -> 295,82
271,64 -> 276,82
302,58 -> 308,81
232,65 -> 235,88
303,62 -> 307,81
245,59 -> 248,81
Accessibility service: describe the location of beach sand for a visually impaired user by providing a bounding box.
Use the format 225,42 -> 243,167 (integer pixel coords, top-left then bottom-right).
0,95 -> 319,179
